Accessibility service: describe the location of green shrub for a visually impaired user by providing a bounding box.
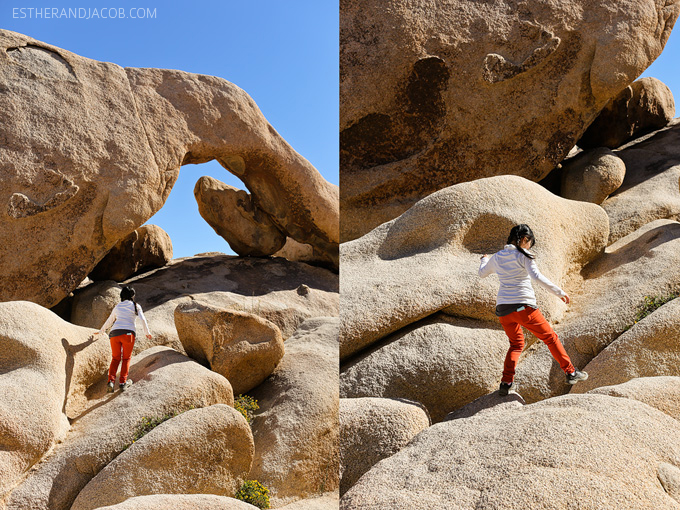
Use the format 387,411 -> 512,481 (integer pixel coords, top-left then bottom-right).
235,480 -> 270,509
624,293 -> 679,331
234,394 -> 259,424
129,412 -> 178,445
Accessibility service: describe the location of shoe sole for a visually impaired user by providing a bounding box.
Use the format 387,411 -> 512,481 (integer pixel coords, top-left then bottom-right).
567,374 -> 589,385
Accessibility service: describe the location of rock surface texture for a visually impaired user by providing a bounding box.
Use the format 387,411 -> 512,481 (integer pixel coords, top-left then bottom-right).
587,376 -> 680,421
341,394 -> 680,509
91,495 -> 259,510
578,77 -> 676,149
250,318 -> 340,507
71,405 -> 253,510
340,176 -> 609,359
601,119 -> 680,244
175,300 -> 285,395
0,29 -> 338,308
194,176 -> 287,257
340,316 -> 509,422
88,225 -> 173,282
5,346 -> 234,510
70,255 -> 338,349
340,0 -> 680,241
571,299 -> 680,394
340,397 -> 430,496
560,148 -> 626,204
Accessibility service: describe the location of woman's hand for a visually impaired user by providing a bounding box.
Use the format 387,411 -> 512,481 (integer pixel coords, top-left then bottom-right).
561,294 -> 570,304
480,254 -> 488,260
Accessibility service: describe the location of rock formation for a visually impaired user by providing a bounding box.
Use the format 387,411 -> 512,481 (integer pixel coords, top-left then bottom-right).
89,225 -> 173,282
70,254 -> 338,349
0,29 -> 338,308
340,0 -> 680,240
571,299 -> 680,393
340,316 -> 509,422
194,176 -> 287,257
560,148 -> 626,204
340,397 -> 429,495
71,405 -> 253,510
174,300 -> 285,395
587,376 -> 680,421
340,175 -> 609,359
578,77 -> 676,149
5,346 -> 234,510
601,119 -> 680,243
341,394 -> 680,508
250,317 -> 339,507
92,495 -> 259,510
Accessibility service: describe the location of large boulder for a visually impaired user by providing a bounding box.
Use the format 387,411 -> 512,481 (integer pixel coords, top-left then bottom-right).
341,394 -> 680,509
560,148 -> 626,204
89,225 -> 173,282
601,119 -> 680,244
570,299 -> 680,394
174,300 -> 285,395
5,347 -> 234,510
0,29 -> 338,308
340,176 -> 609,359
0,302 -> 72,497
515,219 -> 680,402
578,77 -> 676,149
70,255 -> 338,348
340,398 -> 430,496
71,405 -> 253,510
250,318 -> 339,507
340,0 -> 680,241
194,176 -> 287,257
587,377 -> 680,421
340,316 -> 509,422
91,495 -> 259,510
278,493 -> 340,510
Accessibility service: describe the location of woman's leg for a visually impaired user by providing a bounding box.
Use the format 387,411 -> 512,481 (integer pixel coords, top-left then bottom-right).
518,308 -> 575,374
108,335 -> 123,383
118,333 -> 136,384
498,314 -> 525,384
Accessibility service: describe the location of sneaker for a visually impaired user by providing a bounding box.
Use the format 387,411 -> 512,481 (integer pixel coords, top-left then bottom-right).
106,381 -> 115,393
119,380 -> 133,392
499,382 -> 517,397
566,370 -> 588,385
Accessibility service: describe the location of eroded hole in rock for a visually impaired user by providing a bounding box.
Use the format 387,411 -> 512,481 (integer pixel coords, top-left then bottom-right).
462,214 -> 516,254
7,44 -> 77,81
340,56 -> 450,171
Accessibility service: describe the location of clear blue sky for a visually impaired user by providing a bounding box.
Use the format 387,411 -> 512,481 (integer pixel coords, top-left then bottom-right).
640,22 -> 680,115
3,1 -> 338,258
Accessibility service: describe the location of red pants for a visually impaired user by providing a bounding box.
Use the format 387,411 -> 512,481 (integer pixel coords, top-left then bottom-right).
108,333 -> 135,384
498,307 -> 574,384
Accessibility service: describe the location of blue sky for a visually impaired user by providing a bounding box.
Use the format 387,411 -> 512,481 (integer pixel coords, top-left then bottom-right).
640,23 -> 679,112
3,1 -> 338,258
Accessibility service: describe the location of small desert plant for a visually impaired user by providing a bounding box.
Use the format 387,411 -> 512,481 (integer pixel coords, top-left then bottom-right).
129,412 -> 178,445
234,394 -> 259,424
624,293 -> 680,331
235,480 -> 270,509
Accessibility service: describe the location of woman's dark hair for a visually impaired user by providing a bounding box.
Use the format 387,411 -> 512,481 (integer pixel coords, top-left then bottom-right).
120,286 -> 139,315
507,224 -> 535,260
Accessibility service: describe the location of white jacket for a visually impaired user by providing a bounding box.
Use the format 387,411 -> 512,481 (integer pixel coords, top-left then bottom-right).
479,244 -> 566,307
99,300 -> 151,336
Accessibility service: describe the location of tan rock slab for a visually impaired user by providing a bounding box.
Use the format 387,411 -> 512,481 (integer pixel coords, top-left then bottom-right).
0,29 -> 338,308
578,77 -> 676,149
340,0 -> 680,240
5,347 -> 234,510
340,316 -> 508,423
587,376 -> 680,421
560,147 -> 626,204
250,318 -> 339,507
340,175 -> 608,359
340,398 -> 430,496
72,405 -> 253,510
91,494 -> 258,510
89,225 -> 173,282
175,300 -> 285,395
341,394 -> 680,509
